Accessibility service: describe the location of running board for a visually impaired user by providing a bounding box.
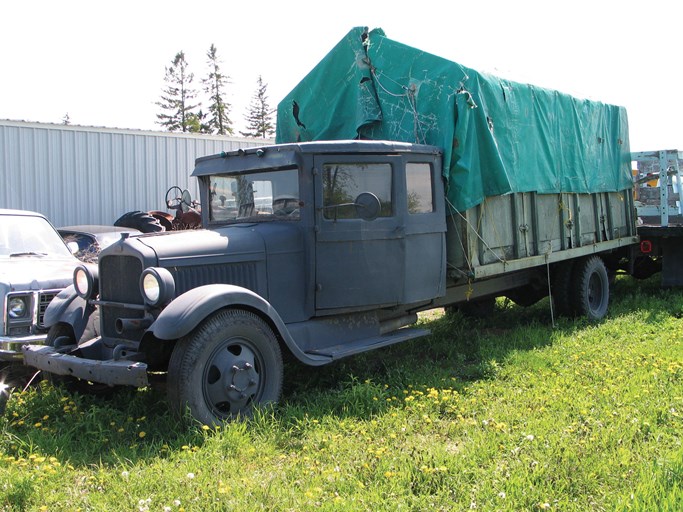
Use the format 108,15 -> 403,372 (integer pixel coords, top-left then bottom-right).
305,328 -> 431,360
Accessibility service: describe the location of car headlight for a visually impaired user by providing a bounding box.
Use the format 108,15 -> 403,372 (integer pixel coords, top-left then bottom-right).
140,267 -> 175,306
73,264 -> 98,299
8,296 -> 28,319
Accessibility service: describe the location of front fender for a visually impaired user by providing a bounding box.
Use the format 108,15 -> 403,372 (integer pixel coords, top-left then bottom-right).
150,285 -> 277,340
43,285 -> 96,341
149,284 -> 320,363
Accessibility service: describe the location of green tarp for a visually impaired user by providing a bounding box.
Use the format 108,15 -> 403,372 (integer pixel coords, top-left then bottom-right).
276,27 -> 632,212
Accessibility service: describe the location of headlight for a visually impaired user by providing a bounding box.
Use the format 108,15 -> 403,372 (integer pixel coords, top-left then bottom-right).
8,296 -> 28,318
140,267 -> 175,306
73,264 -> 98,299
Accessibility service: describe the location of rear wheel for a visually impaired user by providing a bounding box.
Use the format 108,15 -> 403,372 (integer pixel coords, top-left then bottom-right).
167,309 -> 283,425
570,256 -> 609,321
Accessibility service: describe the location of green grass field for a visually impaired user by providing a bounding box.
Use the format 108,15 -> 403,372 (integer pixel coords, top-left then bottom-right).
1,275 -> 681,511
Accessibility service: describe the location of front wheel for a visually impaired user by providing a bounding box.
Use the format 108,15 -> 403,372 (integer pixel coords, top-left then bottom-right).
167,309 -> 283,425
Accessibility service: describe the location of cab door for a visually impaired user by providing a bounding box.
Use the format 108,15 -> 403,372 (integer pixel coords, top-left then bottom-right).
313,155 -> 403,310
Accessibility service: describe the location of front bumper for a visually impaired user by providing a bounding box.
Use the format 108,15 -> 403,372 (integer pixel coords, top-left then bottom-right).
0,334 -> 46,362
22,345 -> 149,387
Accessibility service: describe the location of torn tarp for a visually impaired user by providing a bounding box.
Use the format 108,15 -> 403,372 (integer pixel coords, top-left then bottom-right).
276,27 -> 632,211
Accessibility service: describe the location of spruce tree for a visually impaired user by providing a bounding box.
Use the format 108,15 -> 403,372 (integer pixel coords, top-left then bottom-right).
240,75 -> 275,139
202,44 -> 232,135
156,51 -> 200,132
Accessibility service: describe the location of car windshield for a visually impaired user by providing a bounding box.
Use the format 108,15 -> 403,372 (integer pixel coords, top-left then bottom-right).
208,168 -> 300,223
0,214 -> 73,258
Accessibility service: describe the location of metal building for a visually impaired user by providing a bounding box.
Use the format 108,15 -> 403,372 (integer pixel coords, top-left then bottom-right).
0,119 -> 269,226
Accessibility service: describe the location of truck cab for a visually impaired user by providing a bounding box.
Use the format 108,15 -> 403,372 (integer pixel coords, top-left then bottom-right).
23,141 -> 447,425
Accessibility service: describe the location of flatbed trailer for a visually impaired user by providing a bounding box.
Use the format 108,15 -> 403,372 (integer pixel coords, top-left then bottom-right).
632,150 -> 683,287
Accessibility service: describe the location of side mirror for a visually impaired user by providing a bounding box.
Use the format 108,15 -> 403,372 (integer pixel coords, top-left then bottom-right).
67,241 -> 80,254
354,192 -> 381,221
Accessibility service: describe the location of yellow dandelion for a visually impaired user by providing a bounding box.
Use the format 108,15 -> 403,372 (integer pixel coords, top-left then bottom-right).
138,431 -> 146,438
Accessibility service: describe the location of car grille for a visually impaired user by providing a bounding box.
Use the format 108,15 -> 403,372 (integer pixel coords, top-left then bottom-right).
37,291 -> 59,329
99,255 -> 144,340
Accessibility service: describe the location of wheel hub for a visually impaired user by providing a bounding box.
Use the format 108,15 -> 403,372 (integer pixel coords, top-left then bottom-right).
226,360 -> 259,400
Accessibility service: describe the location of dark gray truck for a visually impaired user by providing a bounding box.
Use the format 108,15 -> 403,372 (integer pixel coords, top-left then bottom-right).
23,140 -> 637,424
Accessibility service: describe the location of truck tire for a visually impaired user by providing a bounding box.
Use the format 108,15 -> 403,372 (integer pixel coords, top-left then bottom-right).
114,211 -> 164,233
570,256 -> 609,321
551,261 -> 575,317
167,309 -> 283,425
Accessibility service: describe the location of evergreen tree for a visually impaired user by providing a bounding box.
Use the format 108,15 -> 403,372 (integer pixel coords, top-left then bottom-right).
240,75 -> 275,139
156,51 -> 200,132
185,110 -> 210,133
202,44 -> 232,135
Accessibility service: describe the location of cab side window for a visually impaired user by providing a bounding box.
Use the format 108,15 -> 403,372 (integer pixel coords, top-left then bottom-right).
406,162 -> 434,214
322,163 -> 392,220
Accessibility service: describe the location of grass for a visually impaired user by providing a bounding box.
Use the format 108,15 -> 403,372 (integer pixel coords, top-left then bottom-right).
1,275 -> 681,511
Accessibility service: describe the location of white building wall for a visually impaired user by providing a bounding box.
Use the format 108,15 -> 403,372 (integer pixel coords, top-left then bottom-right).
0,120 -> 270,226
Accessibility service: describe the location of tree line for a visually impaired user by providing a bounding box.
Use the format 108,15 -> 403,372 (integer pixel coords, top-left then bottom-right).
155,45 -> 275,139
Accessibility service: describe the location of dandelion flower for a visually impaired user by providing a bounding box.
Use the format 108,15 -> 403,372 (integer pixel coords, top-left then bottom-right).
138,431 -> 146,438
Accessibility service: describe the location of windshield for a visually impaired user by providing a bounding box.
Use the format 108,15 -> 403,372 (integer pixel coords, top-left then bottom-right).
209,168 -> 300,223
0,214 -> 73,258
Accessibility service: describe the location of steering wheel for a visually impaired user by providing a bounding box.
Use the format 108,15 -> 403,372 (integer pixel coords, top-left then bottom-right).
165,186 -> 183,210
273,197 -> 300,216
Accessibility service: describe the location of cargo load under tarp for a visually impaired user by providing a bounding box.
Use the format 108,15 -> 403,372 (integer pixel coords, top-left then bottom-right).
276,27 -> 633,212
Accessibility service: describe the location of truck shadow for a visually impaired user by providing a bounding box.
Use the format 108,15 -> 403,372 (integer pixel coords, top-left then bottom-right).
280,273 -> 676,421
3,275 -> 673,469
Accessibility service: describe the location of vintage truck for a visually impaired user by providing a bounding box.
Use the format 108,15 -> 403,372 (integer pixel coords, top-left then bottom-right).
23,28 -> 638,425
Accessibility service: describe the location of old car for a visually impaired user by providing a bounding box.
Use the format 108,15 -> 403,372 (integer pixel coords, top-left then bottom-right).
58,225 -> 142,263
0,209 -> 82,362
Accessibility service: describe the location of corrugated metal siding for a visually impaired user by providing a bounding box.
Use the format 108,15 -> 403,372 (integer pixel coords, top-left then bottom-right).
0,120 -> 270,226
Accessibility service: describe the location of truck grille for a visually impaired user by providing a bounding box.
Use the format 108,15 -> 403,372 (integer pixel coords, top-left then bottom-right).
37,291 -> 59,328
171,262 -> 258,295
99,255 -> 144,340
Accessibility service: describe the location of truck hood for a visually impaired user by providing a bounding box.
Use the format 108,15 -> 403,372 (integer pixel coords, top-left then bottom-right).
0,256 -> 78,292
131,224 -> 300,265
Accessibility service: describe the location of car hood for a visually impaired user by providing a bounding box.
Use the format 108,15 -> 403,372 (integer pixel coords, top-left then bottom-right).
0,257 -> 78,292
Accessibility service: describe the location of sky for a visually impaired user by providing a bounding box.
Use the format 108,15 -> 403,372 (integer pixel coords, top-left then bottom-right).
1,0 -> 680,152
